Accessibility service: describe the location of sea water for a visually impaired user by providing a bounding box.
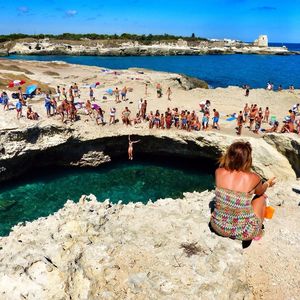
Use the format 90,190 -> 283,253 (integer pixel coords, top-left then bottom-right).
0,161 -> 214,236
8,48 -> 300,88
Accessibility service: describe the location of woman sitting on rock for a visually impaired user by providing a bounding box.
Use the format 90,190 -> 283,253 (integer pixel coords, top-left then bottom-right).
210,141 -> 276,241
26,106 -> 39,120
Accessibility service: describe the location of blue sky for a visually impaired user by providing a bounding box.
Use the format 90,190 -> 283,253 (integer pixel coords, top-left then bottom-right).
0,0 -> 299,42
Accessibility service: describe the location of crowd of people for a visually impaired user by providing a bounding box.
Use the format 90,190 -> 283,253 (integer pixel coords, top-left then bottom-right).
235,102 -> 300,135
0,81 -> 299,136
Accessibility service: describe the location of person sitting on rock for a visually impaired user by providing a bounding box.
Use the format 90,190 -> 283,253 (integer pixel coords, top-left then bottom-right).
26,106 -> 39,120
264,120 -> 279,133
210,141 -> 276,243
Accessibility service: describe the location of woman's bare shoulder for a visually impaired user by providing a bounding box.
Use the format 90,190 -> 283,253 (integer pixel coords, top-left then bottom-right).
245,171 -> 261,184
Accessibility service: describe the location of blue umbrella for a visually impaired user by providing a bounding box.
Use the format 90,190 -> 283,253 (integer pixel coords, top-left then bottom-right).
26,85 -> 37,95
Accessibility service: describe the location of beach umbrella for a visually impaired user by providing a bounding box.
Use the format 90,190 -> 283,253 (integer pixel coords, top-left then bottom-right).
8,80 -> 26,88
26,85 -> 37,95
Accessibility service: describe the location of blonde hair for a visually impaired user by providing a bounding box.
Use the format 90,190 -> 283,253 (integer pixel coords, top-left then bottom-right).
219,141 -> 252,172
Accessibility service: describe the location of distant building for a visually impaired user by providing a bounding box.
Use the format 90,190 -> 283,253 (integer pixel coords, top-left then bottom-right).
253,35 -> 268,47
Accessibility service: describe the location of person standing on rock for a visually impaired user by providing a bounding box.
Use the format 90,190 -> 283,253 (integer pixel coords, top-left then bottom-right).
166,87 -> 172,100
16,98 -> 23,119
236,111 -> 243,135
57,86 -> 61,101
89,87 -> 94,101
62,87 -> 67,100
210,141 -> 276,244
138,98 -> 143,117
114,87 -> 120,103
156,83 -> 162,98
212,109 -> 220,130
44,94 -> 52,117
121,86 -> 127,101
128,135 -> 140,160
73,83 -> 79,98
109,107 -> 116,125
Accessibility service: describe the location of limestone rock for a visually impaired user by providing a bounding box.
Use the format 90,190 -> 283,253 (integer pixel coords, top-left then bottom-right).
0,192 -> 253,299
0,126 -> 297,183
5,39 -> 291,56
70,151 -> 111,167
263,133 -> 300,177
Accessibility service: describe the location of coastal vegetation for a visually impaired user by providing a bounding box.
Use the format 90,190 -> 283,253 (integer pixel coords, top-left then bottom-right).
0,33 -> 208,44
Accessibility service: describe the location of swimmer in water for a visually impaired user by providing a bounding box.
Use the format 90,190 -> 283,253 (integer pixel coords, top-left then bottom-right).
128,135 -> 140,160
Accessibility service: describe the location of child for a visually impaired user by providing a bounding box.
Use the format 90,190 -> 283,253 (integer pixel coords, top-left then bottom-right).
16,99 -> 22,119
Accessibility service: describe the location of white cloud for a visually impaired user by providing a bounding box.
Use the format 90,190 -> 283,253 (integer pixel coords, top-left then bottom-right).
65,10 -> 78,17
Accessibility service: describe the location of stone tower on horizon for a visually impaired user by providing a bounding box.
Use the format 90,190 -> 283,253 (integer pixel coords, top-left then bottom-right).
254,35 -> 268,47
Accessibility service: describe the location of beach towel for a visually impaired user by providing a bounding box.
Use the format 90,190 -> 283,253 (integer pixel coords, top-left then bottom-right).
92,104 -> 100,110
226,117 -> 237,121
105,89 -> 113,95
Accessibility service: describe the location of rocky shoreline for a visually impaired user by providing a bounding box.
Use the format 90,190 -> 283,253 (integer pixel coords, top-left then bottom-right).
0,59 -> 299,299
1,39 -> 298,56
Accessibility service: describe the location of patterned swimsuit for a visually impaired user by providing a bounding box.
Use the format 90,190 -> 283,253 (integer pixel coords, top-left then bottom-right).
210,187 -> 262,240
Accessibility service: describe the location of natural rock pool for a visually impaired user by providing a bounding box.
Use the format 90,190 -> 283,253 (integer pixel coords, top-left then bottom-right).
0,160 -> 214,236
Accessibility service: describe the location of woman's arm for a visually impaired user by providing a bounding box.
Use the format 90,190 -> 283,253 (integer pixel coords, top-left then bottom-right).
254,176 -> 276,195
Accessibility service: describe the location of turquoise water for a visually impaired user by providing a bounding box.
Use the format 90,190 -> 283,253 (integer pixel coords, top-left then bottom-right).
0,161 -> 214,236
8,51 -> 300,88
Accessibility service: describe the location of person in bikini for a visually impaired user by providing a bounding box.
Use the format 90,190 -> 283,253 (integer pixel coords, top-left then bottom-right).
109,107 -> 116,124
148,111 -> 154,129
254,112 -> 263,134
160,113 -> 165,129
166,87 -> 172,100
154,110 -> 160,128
85,99 -> 93,118
26,106 -> 39,120
122,107 -> 131,125
236,111 -> 243,135
249,108 -> 256,131
264,121 -> 279,133
263,107 -> 270,123
128,135 -> 141,160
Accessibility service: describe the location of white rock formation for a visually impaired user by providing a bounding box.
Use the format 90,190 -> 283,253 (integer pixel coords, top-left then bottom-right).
6,38 -> 290,56
0,192 -> 253,300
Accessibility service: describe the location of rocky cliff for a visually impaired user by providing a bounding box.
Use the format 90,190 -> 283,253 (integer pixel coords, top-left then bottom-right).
0,192 -> 253,300
0,125 -> 299,299
3,39 -> 293,56
0,125 -> 298,183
